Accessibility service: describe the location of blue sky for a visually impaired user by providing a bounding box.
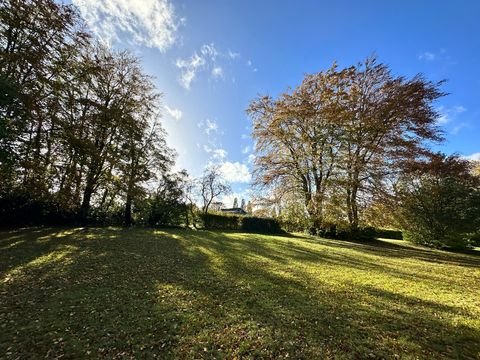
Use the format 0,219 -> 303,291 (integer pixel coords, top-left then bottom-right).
71,0 -> 480,205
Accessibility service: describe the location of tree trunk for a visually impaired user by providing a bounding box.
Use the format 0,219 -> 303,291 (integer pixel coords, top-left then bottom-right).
346,185 -> 359,232
80,182 -> 94,222
124,193 -> 132,227
80,171 -> 96,222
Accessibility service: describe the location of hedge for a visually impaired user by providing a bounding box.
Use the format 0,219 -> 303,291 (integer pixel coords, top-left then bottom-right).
199,213 -> 283,234
241,216 -> 283,234
374,228 -> 403,240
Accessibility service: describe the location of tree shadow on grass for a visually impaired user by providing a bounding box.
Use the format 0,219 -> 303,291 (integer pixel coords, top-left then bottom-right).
0,227 -> 479,359
301,235 -> 480,268
170,230 -> 480,358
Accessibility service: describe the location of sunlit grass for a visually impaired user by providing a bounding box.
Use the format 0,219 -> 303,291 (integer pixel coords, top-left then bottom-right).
0,227 -> 479,359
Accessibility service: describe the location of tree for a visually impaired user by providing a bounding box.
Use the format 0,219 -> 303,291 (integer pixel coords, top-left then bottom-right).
145,172 -> 187,227
0,1 -> 174,226
248,65 -> 348,227
240,198 -> 246,210
398,154 -> 480,249
246,200 -> 253,214
199,166 -> 231,213
0,0 -> 88,195
233,197 -> 238,208
339,57 -> 444,231
248,56 -> 445,232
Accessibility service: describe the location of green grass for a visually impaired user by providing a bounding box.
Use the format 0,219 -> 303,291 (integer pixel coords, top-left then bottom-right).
1,228 -> 479,359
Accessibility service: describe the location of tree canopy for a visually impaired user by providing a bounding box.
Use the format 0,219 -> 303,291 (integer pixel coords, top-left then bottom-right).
248,57 -> 446,233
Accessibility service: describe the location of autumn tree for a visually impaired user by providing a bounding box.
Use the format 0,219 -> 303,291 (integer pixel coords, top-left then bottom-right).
338,57 -> 445,231
199,166 -> 231,213
248,56 -> 445,232
248,64 -> 350,227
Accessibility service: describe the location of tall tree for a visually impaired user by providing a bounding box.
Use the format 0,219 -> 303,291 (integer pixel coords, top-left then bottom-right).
248,65 -> 349,227
0,0 -> 88,193
339,57 -> 445,231
248,56 -> 445,231
232,197 -> 238,208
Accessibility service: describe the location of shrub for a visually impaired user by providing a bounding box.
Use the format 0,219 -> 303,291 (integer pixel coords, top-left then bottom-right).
0,190 -> 77,227
468,231 -> 480,247
312,223 -> 377,241
374,228 -> 403,240
400,176 -> 480,249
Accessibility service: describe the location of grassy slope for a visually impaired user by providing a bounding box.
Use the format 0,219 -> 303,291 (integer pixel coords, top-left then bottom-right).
0,228 -> 479,359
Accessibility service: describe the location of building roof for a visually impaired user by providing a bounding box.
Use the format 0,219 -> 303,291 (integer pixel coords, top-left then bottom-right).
220,207 -> 247,215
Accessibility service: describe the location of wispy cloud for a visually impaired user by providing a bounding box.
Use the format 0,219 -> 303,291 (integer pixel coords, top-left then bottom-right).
436,105 -> 467,125
463,152 -> 480,161
451,122 -> 468,135
241,145 -> 250,154
203,145 -> 227,160
418,51 -> 436,61
205,119 -> 218,135
175,43 -> 239,89
212,148 -> 228,160
246,154 -> 256,164
175,53 -> 206,90
212,66 -> 224,79
73,0 -> 183,52
228,50 -> 240,59
197,119 -> 219,135
164,105 -> 182,121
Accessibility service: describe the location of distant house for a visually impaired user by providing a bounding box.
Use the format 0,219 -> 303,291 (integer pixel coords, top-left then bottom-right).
210,202 -> 225,211
220,207 -> 247,215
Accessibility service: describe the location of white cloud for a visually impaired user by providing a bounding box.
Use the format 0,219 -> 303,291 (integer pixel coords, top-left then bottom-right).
219,161 -> 251,183
436,105 -> 467,125
437,111 -> 451,125
247,154 -> 256,164
464,152 -> 480,161
418,51 -> 436,61
197,119 -> 218,135
175,52 -> 206,90
228,50 -> 240,59
212,66 -> 224,79
212,148 -> 228,160
451,122 -> 468,135
201,43 -> 219,60
175,43 -> 239,89
241,133 -> 249,139
204,119 -> 218,135
246,60 -> 252,66
241,145 -> 250,154
203,145 -> 227,160
73,0 -> 182,52
164,105 -> 182,121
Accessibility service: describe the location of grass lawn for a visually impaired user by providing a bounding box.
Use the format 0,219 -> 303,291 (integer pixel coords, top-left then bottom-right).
1,228 -> 479,359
